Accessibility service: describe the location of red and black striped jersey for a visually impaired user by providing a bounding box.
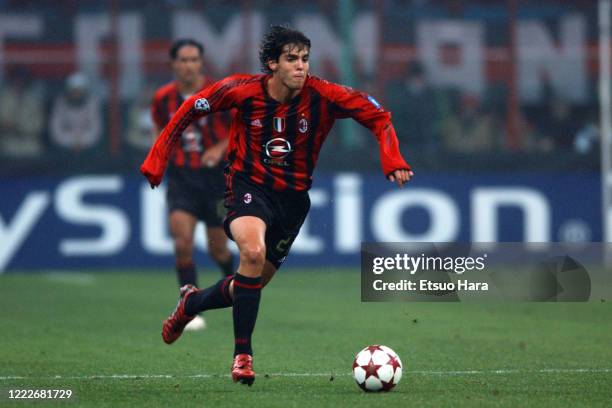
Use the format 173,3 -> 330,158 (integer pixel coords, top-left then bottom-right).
151,78 -> 229,169
143,74 -> 411,191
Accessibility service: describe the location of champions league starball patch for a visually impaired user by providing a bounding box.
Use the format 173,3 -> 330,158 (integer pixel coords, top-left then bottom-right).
194,98 -> 210,111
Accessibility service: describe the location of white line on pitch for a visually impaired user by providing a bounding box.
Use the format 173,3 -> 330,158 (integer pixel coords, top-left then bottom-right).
1,368 -> 612,381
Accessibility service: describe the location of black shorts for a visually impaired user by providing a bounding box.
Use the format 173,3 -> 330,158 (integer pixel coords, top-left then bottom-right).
223,172 -> 310,269
166,164 -> 226,227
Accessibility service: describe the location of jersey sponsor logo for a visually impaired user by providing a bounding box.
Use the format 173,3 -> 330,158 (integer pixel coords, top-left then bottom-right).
273,117 -> 285,133
298,118 -> 308,133
264,138 -> 292,159
251,118 -> 263,128
367,95 -> 381,109
263,137 -> 293,167
194,98 -> 210,111
243,193 -> 252,204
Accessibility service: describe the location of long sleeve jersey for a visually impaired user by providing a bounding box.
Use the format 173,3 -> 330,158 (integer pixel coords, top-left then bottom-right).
142,73 -> 411,191
151,78 -> 229,169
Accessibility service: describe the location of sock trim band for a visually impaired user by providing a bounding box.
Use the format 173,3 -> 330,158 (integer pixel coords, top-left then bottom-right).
233,281 -> 262,290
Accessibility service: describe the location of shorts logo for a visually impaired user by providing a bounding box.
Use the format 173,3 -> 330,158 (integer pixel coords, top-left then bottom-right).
243,193 -> 252,204
298,118 -> 308,133
194,98 -> 210,111
275,236 -> 293,253
273,117 -> 285,132
264,138 -> 292,159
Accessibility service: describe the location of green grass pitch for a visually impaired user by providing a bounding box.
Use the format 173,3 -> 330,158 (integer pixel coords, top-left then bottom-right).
1,269 -> 611,407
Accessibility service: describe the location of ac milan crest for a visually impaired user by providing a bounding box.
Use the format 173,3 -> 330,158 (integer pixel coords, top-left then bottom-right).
298,118 -> 308,133
243,193 -> 252,204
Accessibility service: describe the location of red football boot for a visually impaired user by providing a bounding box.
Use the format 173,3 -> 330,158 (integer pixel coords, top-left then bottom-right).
161,284 -> 198,344
231,354 -> 255,386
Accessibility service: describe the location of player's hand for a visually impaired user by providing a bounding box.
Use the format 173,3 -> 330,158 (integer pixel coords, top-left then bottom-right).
387,169 -> 414,188
201,143 -> 226,168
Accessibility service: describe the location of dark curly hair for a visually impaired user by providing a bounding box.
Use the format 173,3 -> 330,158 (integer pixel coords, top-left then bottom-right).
259,25 -> 311,74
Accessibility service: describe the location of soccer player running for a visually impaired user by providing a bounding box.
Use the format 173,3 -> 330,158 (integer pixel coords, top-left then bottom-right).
141,26 -> 413,385
151,39 -> 235,331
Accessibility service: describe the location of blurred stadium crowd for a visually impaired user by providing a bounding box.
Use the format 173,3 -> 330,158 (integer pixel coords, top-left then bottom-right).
0,0 -> 600,176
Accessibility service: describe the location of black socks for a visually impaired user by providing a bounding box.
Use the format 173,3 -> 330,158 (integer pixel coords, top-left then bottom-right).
185,275 -> 233,315
232,274 -> 262,356
182,271 -> 262,357
176,261 -> 197,288
177,254 -> 234,288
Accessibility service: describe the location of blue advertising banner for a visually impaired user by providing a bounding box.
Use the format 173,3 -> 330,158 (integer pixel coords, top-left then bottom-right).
0,172 -> 600,272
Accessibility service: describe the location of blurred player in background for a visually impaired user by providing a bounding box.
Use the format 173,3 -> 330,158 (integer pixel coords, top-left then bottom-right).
142,26 -> 413,385
151,39 -> 235,331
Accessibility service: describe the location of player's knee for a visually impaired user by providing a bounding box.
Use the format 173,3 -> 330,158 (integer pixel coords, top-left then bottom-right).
239,244 -> 266,268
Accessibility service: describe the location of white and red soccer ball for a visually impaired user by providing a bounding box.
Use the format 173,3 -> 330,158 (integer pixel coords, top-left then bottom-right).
352,345 -> 403,392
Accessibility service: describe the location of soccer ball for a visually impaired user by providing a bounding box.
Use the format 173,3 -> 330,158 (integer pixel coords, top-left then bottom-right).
352,345 -> 402,392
